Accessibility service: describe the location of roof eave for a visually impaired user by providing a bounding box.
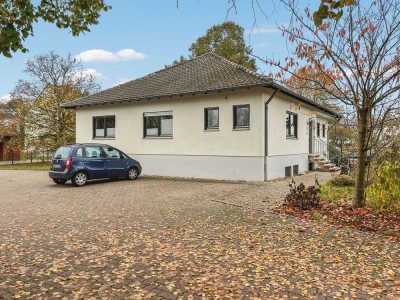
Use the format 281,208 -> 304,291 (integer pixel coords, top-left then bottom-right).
265,82 -> 342,118
61,83 -> 270,109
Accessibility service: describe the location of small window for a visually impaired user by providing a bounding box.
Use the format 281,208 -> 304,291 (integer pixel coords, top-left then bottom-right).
93,116 -> 115,138
85,146 -> 103,158
144,112 -> 173,137
293,165 -> 299,176
285,166 -> 292,177
204,107 -> 219,130
103,147 -> 121,159
233,104 -> 250,129
322,124 -> 326,138
286,112 -> 298,138
317,123 -> 321,137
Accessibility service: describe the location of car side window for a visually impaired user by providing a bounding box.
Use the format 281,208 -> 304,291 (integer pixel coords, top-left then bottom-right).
103,147 -> 121,159
75,147 -> 84,158
85,146 -> 103,158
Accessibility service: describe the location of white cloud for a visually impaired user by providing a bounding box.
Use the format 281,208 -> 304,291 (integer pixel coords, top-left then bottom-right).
71,69 -> 104,80
0,94 -> 11,103
75,49 -> 147,63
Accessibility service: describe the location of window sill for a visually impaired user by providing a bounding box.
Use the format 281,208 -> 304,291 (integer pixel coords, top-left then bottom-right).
204,129 -> 219,132
143,136 -> 173,139
286,136 -> 298,140
233,127 -> 250,131
93,137 -> 116,140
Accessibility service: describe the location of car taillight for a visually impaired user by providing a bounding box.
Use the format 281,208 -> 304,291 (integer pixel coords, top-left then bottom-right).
66,157 -> 72,169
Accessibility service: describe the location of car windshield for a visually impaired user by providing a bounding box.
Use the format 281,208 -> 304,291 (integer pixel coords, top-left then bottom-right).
54,147 -> 72,159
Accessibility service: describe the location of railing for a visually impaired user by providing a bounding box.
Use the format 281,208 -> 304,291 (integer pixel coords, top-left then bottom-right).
310,138 -> 329,160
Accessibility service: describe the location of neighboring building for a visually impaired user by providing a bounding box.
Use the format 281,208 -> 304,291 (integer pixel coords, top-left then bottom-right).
62,53 -> 340,181
0,135 -> 21,161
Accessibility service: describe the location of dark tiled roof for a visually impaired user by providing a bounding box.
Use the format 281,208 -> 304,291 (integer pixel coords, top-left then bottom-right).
62,53 -> 272,108
62,52 -> 340,117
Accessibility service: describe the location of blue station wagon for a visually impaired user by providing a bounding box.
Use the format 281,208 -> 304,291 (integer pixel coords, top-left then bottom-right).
49,143 -> 142,186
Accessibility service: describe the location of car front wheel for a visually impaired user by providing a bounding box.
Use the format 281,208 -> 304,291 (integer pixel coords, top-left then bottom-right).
127,167 -> 139,180
53,179 -> 67,185
72,171 -> 88,187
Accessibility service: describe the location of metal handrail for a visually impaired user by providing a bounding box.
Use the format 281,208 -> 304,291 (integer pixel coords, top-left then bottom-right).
311,138 -> 329,160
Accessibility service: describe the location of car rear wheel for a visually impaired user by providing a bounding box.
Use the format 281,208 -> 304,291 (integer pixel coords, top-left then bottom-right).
53,179 -> 67,185
72,171 -> 88,187
127,167 -> 139,180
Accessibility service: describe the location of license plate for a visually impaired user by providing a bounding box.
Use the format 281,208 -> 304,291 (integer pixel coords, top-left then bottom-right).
53,164 -> 61,168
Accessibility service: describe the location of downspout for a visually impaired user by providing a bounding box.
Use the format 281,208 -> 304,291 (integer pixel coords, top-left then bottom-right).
264,88 -> 280,181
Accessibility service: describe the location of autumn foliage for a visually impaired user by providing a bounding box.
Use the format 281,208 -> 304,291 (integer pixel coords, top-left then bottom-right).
267,0 -> 400,208
367,161 -> 400,212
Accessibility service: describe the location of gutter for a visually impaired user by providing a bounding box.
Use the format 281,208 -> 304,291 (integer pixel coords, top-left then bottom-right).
267,82 -> 342,118
264,87 -> 280,181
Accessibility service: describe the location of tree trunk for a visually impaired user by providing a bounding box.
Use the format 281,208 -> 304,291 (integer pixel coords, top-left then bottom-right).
354,109 -> 368,208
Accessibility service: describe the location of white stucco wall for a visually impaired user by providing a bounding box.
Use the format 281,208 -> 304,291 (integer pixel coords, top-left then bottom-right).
75,89 -> 265,181
76,89 -> 264,156
264,91 -> 336,179
74,87 -> 336,181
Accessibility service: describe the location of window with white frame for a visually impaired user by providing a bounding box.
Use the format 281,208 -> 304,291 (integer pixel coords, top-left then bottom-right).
143,111 -> 173,137
322,124 -> 326,137
93,116 -> 115,138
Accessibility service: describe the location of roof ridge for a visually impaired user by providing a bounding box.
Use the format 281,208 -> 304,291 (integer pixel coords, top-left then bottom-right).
205,52 -> 272,83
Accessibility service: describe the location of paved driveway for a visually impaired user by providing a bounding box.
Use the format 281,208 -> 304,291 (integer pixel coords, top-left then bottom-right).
0,171 -> 399,299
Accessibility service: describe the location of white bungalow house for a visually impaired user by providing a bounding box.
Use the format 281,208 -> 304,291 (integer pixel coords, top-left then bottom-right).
62,53 -> 340,181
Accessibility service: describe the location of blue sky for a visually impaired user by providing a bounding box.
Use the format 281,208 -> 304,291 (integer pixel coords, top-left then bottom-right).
0,0 -> 315,101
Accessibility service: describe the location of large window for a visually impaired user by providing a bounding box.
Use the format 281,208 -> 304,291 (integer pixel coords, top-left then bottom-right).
93,116 -> 115,138
204,107 -> 219,130
233,104 -> 250,129
286,112 -> 298,138
144,111 -> 173,137
317,122 -> 321,137
322,124 -> 326,138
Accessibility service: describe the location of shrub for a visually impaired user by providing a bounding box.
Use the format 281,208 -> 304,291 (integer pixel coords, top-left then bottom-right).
284,178 -> 321,210
330,175 -> 355,187
366,161 -> 400,212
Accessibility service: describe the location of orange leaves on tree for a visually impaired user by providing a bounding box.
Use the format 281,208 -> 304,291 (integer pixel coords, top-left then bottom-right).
368,22 -> 375,32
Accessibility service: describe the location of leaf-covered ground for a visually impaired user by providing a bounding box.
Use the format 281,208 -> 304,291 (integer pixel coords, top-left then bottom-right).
281,199 -> 400,239
0,171 -> 399,299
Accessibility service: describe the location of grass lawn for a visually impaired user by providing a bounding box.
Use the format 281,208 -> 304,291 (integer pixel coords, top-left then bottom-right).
320,181 -> 354,203
0,162 -> 50,171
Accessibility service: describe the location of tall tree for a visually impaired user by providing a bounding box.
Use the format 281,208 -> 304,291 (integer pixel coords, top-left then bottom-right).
169,21 -> 257,70
0,97 -> 31,155
264,0 -> 400,207
12,51 -> 100,150
0,0 -> 111,57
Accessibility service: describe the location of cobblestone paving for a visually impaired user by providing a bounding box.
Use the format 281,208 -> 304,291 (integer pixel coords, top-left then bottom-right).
0,171 -> 399,299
